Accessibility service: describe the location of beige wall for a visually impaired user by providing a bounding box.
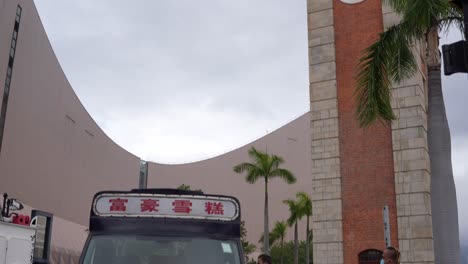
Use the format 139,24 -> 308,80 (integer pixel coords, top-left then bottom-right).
0,0 -> 140,228
307,1 -> 343,263
148,112 -> 312,246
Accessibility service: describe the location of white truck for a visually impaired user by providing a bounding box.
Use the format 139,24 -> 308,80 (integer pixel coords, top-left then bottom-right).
0,221 -> 35,264
0,193 -> 52,264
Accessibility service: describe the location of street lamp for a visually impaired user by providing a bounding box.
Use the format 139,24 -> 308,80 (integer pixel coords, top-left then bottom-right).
443,0 -> 468,75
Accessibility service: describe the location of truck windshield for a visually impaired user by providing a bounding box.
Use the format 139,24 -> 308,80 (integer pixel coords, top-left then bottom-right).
82,235 -> 241,264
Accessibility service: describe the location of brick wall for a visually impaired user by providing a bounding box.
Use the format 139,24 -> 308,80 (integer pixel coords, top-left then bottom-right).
308,1 -> 436,263
333,1 -> 399,264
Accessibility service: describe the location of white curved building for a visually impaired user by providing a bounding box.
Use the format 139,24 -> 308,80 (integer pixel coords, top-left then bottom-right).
0,1 -> 313,262
0,1 -> 461,264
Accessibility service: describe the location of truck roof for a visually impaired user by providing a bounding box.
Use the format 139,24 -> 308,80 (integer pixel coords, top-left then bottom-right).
88,189 -> 241,239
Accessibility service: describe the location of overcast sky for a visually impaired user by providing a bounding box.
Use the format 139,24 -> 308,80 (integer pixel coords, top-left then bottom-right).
34,1 -> 467,240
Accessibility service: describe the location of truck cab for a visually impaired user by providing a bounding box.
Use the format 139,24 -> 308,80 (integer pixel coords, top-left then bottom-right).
80,189 -> 244,264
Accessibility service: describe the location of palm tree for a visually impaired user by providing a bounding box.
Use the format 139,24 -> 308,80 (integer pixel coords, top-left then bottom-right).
176,184 -> 191,190
271,221 -> 288,264
176,184 -> 202,192
297,192 -> 312,264
259,221 -> 288,264
283,197 -> 303,264
258,232 -> 275,249
355,1 -> 464,263
355,0 -> 464,126
234,147 -> 296,254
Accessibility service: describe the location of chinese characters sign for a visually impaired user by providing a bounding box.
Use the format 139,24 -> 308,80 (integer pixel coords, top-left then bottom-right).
172,200 -> 192,213
109,198 -> 127,212
94,193 -> 238,221
205,202 -> 224,215
141,199 -> 159,212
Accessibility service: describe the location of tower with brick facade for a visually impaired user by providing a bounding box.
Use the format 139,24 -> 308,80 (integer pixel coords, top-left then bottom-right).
308,1 -> 438,263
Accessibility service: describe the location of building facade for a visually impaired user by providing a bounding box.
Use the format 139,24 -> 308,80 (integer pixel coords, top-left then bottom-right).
0,0 -> 461,263
308,1 -> 460,264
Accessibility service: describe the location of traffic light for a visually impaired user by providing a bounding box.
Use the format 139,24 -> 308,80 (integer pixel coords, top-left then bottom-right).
449,0 -> 463,9
442,41 -> 468,75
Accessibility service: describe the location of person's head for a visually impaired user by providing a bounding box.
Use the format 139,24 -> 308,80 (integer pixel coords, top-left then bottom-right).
382,246 -> 400,264
257,254 -> 272,264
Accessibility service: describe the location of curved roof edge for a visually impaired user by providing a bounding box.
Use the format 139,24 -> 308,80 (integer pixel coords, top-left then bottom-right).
30,0 -> 140,160
31,0 -> 311,167
148,111 -> 310,166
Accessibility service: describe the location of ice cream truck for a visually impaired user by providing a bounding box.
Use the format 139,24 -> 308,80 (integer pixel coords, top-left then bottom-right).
79,189 -> 244,264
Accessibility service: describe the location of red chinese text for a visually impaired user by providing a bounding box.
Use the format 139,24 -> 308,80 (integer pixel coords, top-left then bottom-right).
172,200 -> 192,213
109,198 -> 128,212
205,202 -> 224,215
140,199 -> 159,212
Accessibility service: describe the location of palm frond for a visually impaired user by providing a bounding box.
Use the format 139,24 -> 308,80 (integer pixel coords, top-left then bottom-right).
382,0 -> 407,14
258,232 -> 276,245
233,162 -> 256,173
283,199 -> 298,226
247,147 -> 268,167
355,22 -> 417,127
297,192 -> 313,217
271,221 -> 287,245
271,168 -> 296,184
355,0 -> 461,127
283,198 -> 304,226
245,169 -> 263,184
233,162 -> 264,183
270,155 -> 284,169
237,147 -> 295,182
272,221 -> 287,236
402,0 -> 452,33
387,29 -> 417,83
438,6 -> 464,35
355,38 -> 394,127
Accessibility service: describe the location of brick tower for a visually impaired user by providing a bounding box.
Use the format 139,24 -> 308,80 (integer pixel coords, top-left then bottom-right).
308,1 -> 435,264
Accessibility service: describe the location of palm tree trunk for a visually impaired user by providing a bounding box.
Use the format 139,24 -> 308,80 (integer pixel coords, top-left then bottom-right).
280,236 -> 284,264
426,26 -> 461,264
294,221 -> 298,264
264,177 -> 269,253
428,64 -> 461,264
306,215 -> 310,264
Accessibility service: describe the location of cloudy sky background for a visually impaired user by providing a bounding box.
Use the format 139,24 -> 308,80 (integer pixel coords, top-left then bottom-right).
34,1 -> 467,240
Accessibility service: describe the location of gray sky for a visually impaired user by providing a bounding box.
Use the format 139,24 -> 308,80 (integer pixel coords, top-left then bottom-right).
34,1 -> 467,240
34,0 -> 310,163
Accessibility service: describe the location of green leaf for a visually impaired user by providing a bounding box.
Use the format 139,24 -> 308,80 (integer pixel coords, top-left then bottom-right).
356,0 -> 465,127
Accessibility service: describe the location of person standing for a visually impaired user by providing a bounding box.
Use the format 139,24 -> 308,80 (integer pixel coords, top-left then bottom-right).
257,254 -> 272,264
381,246 -> 400,264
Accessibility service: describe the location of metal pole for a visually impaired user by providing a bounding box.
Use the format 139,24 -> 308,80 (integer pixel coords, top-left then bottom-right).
139,160 -> 148,189
2,193 -> 8,217
383,205 -> 391,247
